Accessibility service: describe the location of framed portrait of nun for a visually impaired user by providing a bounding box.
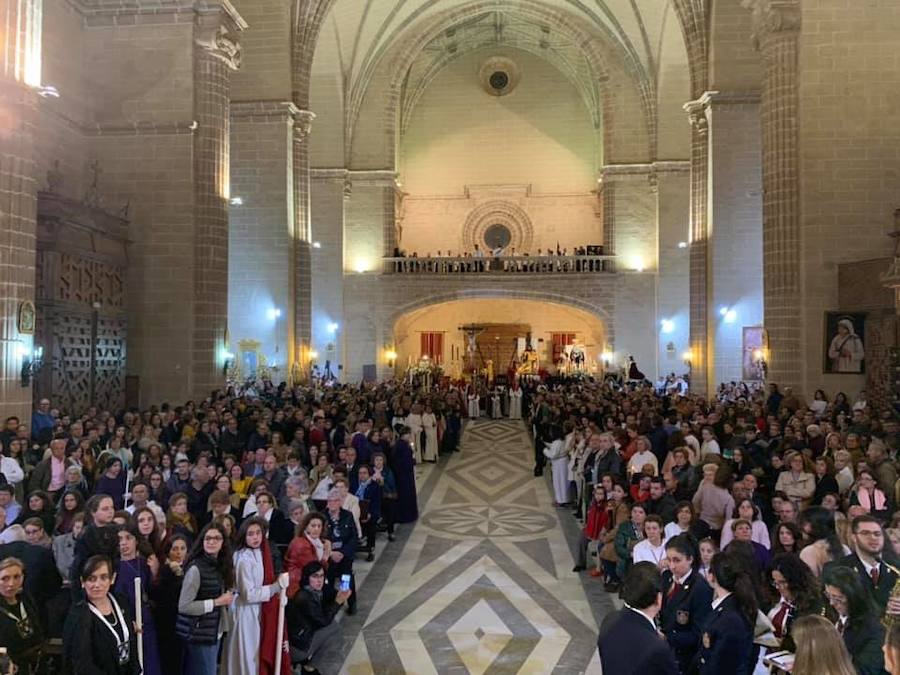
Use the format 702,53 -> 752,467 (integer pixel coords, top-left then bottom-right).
824,312 -> 866,374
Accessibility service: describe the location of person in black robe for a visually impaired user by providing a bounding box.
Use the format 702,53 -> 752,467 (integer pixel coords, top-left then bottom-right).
392,427 -> 418,524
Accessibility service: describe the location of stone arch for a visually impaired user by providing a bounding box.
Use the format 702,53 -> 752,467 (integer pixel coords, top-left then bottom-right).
384,287 -> 613,341
461,201 -> 534,253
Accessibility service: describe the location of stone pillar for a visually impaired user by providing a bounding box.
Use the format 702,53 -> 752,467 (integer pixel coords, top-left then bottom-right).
746,0 -> 801,389
684,99 -> 712,395
291,111 -> 315,375
310,170 -> 346,374
600,176 -> 616,272
192,4 -> 245,396
0,0 -> 41,425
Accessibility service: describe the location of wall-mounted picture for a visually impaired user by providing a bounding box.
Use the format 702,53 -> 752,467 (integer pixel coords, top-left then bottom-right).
824,312 -> 866,374
742,326 -> 767,381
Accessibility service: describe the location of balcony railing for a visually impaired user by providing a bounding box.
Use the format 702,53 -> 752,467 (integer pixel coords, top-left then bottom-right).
382,254 -> 616,274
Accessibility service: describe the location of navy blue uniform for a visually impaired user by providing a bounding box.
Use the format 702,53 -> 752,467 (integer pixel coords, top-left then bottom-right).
695,594 -> 754,675
659,570 -> 713,674
598,607 -> 679,675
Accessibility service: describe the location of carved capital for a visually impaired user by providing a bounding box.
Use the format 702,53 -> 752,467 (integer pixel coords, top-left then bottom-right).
683,99 -> 709,135
194,2 -> 247,70
292,110 -> 315,142
742,0 -> 800,49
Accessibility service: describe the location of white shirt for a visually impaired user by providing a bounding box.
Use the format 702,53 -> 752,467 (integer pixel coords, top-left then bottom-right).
632,538 -> 668,566
0,457 -> 23,485
711,591 -> 732,611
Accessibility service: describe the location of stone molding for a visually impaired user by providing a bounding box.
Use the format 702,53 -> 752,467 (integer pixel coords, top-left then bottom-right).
231,100 -> 300,123
742,0 -> 801,48
683,98 -> 709,135
68,0 -> 246,29
292,110 -> 315,141
194,3 -> 246,71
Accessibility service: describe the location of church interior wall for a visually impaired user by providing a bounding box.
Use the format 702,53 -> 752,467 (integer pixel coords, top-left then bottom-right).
310,176 -> 346,371
655,7 -> 694,160
708,100 -> 763,385
228,114 -> 294,377
797,0 -> 900,395
612,272 -> 657,378
708,0 -> 764,92
230,0 -> 293,102
656,169 -> 691,379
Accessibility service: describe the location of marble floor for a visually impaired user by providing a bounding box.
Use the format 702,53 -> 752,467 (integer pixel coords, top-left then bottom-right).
320,420 -> 616,674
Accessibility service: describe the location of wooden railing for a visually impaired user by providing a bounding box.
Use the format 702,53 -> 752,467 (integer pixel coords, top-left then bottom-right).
382,254 -> 616,274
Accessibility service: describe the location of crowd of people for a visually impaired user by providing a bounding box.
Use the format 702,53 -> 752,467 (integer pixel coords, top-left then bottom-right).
0,382 -> 467,675
1,372 -> 898,675
390,243 -> 609,273
526,378 -> 899,674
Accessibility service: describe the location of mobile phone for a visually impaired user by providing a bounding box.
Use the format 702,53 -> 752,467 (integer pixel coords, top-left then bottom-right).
339,574 -> 351,592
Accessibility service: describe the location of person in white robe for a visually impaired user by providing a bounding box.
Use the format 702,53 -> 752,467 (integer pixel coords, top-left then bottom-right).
225,517 -> 288,675
421,405 -> 439,463
508,386 -> 523,420
543,432 -> 570,506
491,390 -> 502,419
467,391 -> 480,419
406,404 -> 424,463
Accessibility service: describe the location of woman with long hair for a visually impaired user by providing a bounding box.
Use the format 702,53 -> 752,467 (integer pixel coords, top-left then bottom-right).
698,552 -> 757,674
177,522 -> 235,675
791,614 -> 857,675
285,512 -> 331,598
692,463 -> 735,538
71,494 -> 120,587
573,484 -> 608,574
56,490 -> 85,535
115,524 -> 162,675
94,457 -> 128,510
14,490 -> 55,533
822,565 -> 886,675
133,505 -> 164,559
721,498 -> 771,550
798,506 -> 846,577
154,534 -> 190,675
766,553 -> 824,649
771,522 -> 804,556
225,517 -> 290,675
64,555 -> 141,675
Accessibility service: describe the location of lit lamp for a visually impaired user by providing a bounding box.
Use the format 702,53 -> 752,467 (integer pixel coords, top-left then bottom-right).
20,345 -> 44,387
385,349 -> 398,368
682,350 -> 693,375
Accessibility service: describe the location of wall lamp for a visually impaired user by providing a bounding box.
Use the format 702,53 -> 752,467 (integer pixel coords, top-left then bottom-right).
20,345 -> 44,387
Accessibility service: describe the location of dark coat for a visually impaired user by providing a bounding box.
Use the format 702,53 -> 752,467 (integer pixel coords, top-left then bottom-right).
63,594 -> 141,675
0,541 -> 62,610
0,592 -> 44,671
827,553 -> 899,613
659,570 -> 713,673
597,607 -> 679,675
695,594 -> 754,675
842,613 -> 888,675
286,586 -> 342,652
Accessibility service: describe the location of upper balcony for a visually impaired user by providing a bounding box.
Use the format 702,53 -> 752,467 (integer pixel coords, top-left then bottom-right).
382,254 -> 616,275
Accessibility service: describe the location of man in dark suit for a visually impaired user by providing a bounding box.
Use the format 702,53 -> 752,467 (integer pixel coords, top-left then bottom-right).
825,514 -> 900,616
598,561 -> 679,675
660,535 -> 713,673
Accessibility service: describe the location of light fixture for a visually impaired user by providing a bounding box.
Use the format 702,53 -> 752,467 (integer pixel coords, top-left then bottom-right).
681,351 -> 693,362
20,345 -> 44,387
660,319 -> 675,334
724,309 -> 737,323
308,350 -> 319,360
385,349 -> 398,367
267,308 -> 282,320
312,241 -> 321,249
354,258 -> 370,273
600,351 -> 613,362
677,241 -> 688,249
327,322 -> 339,333
230,197 -> 243,206
719,306 -> 729,317
630,256 -> 645,272
36,85 -> 60,98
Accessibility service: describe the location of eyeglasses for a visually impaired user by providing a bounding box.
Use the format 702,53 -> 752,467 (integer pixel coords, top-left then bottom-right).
856,530 -> 883,538
204,535 -> 224,542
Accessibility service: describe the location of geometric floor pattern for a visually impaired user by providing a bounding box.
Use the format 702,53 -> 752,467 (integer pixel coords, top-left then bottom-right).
335,419 -> 606,674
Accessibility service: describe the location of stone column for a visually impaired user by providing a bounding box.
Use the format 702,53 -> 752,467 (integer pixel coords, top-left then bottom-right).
291,110 -> 315,376
745,0 -> 801,388
684,98 -> 712,395
192,4 -> 245,395
0,0 -> 41,425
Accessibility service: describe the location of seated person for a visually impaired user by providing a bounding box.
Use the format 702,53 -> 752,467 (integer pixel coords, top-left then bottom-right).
287,561 -> 351,675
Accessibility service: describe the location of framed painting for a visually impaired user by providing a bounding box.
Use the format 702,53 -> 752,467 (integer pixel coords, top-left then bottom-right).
742,327 -> 768,381
824,312 -> 866,374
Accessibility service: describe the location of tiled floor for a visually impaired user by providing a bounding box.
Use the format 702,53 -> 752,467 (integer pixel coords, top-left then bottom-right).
319,420 -> 614,674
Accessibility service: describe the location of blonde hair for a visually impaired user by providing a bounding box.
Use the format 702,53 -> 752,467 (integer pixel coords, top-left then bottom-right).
791,615 -> 856,675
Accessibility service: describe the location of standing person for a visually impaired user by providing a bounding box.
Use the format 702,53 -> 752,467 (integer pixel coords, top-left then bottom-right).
371,453 -> 397,542
544,425 -> 571,507
0,557 -> 45,674
115,524 -> 161,675
392,427 -> 418,524
225,517 -> 290,675
659,535 -> 713,674
596,561 -> 679,674
154,534 -> 189,675
692,464 -> 735,540
405,404 -> 424,463
323,489 -> 358,616
421,405 -> 439,463
696,552 -> 757,675
64,555 -> 141,675
177,522 -> 235,675
71,494 -> 120,588
822,565 -> 886,675
790,614 -> 857,675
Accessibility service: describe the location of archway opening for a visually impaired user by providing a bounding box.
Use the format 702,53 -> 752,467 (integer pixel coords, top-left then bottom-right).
392,297 -> 606,378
